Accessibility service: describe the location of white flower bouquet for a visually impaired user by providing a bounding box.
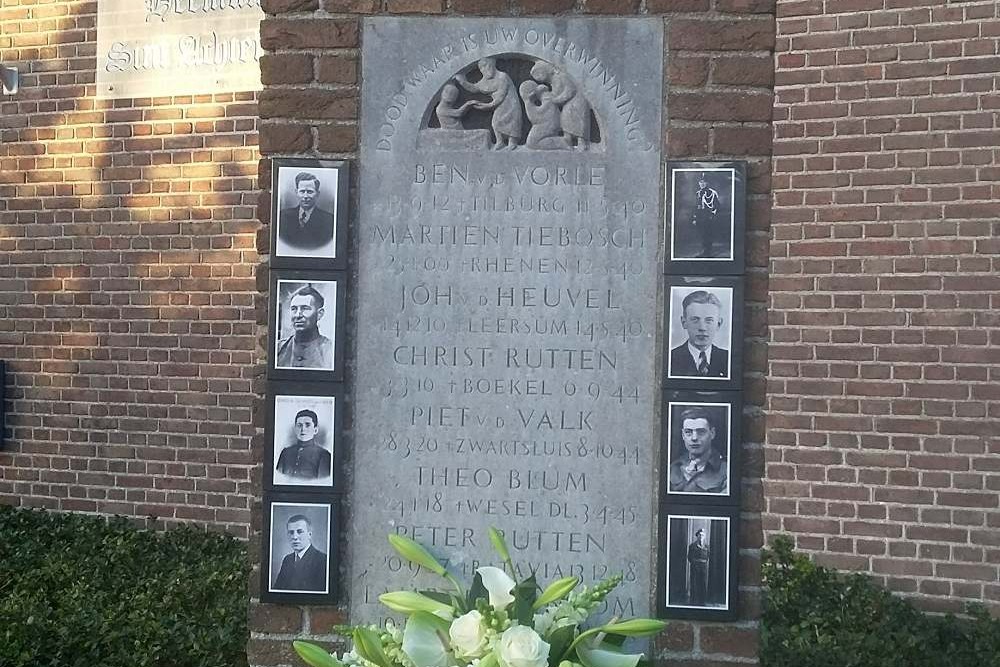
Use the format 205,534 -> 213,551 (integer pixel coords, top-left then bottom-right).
294,528 -> 666,667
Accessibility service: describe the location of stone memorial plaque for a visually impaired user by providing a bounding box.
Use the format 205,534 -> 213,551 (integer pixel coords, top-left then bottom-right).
350,17 -> 664,624
96,0 -> 263,98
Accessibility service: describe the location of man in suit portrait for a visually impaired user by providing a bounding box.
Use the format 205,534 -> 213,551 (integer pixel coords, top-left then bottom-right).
669,407 -> 728,494
273,513 -> 328,592
686,528 -> 710,606
275,284 -> 334,370
278,171 -> 336,252
669,290 -> 730,379
276,409 -> 332,481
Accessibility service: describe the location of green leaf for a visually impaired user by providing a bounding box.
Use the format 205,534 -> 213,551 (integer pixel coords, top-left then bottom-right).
380,591 -> 454,617
600,619 -> 666,637
513,574 -> 539,625
388,534 -> 447,577
545,624 -> 578,667
294,641 -> 346,667
534,576 -> 580,610
467,572 -> 488,610
354,626 -> 392,667
576,643 -> 643,667
401,611 -> 451,667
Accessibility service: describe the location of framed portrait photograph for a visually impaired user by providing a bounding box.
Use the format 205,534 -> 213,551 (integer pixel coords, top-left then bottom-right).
270,158 -> 349,269
663,390 -> 742,505
268,270 -> 346,381
261,495 -> 338,604
658,505 -> 739,621
265,383 -> 344,493
664,161 -> 746,276
664,276 -> 744,391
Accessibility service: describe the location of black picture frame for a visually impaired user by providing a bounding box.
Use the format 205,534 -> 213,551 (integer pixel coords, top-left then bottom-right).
261,495 -> 338,605
268,270 -> 346,381
270,158 -> 349,270
664,161 -> 746,276
664,276 -> 744,390
265,383 -> 345,493
662,390 -> 742,506
657,504 -> 739,621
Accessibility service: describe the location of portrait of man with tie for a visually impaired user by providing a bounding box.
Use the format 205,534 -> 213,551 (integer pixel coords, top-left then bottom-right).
268,503 -> 331,595
274,281 -> 338,373
668,405 -> 729,496
668,288 -> 733,381
274,167 -> 340,260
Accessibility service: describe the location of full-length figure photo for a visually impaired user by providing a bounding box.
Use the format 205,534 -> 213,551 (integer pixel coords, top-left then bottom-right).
665,514 -> 731,611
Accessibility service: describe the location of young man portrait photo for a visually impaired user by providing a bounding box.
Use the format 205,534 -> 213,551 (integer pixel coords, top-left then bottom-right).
275,167 -> 339,260
668,287 -> 733,380
269,504 -> 330,594
668,404 -> 730,496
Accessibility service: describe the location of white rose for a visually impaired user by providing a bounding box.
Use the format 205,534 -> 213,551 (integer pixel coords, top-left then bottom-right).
497,626 -> 550,667
449,610 -> 488,658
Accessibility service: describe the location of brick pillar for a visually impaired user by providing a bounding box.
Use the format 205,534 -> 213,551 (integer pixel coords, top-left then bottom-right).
251,1 -> 774,665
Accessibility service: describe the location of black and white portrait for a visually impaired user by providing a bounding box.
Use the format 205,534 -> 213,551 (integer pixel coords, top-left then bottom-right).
274,165 -> 341,261
667,285 -> 734,381
666,514 -> 730,611
667,401 -> 731,497
272,394 -> 337,488
670,168 -> 735,261
273,279 -> 338,373
268,502 -> 331,595
664,162 -> 746,276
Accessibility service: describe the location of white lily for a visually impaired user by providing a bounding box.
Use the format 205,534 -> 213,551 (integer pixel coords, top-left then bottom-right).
476,566 -> 516,610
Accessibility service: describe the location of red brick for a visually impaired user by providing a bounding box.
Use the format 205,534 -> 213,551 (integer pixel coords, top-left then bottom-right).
669,17 -> 776,51
648,0 -> 709,11
511,0 -> 575,13
386,0 -> 443,12
260,18 -> 358,50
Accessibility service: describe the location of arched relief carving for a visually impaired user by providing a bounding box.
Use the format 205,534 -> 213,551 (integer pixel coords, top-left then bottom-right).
420,53 -> 603,152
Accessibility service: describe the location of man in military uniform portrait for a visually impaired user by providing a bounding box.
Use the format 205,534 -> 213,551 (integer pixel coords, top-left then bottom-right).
692,174 -> 721,258
277,171 -> 337,255
686,528 -> 710,606
271,512 -> 328,593
669,406 -> 728,495
276,409 -> 332,481
669,289 -> 731,379
275,283 -> 335,371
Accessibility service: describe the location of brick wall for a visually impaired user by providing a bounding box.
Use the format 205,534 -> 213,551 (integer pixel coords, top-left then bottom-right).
0,0 -> 259,537
250,1 -> 774,665
768,0 -> 1000,613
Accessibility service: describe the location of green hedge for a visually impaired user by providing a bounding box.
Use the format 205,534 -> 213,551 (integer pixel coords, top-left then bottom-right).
761,536 -> 1000,667
0,505 -> 248,667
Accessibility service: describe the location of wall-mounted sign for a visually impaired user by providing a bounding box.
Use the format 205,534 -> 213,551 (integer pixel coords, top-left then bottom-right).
96,0 -> 263,99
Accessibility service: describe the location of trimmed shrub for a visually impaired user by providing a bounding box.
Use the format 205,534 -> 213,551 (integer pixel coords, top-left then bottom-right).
0,505 -> 248,667
761,536 -> 1000,667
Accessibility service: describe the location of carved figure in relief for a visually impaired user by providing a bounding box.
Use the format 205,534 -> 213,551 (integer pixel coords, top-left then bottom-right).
434,83 -> 477,130
454,57 -> 524,150
529,61 -> 591,151
519,81 -> 570,150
